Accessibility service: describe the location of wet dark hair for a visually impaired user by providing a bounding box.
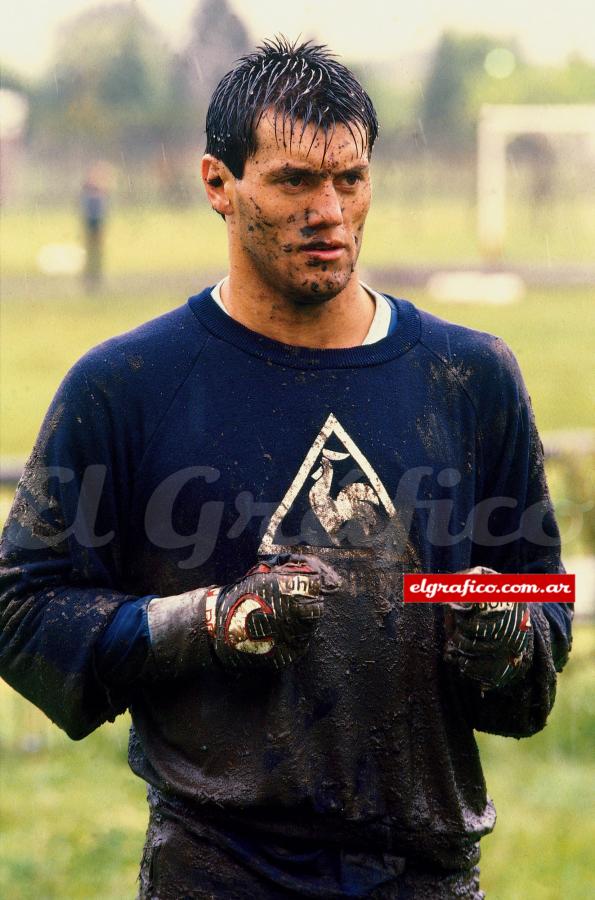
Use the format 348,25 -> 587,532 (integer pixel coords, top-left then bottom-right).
205,36 -> 378,177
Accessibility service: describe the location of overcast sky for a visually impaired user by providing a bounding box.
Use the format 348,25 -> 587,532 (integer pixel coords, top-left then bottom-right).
2,0 -> 595,76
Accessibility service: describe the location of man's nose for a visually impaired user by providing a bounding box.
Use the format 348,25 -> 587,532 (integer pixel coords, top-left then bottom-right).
305,182 -> 343,228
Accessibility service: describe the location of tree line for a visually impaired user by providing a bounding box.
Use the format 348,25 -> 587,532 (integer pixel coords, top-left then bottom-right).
4,0 -> 595,172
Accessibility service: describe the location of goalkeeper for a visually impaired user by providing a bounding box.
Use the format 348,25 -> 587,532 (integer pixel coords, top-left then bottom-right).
0,38 -> 572,899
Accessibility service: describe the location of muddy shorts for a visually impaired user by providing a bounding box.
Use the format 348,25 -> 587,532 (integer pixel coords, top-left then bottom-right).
138,807 -> 485,900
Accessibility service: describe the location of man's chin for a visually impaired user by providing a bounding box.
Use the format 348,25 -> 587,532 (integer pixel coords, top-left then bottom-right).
287,274 -> 351,306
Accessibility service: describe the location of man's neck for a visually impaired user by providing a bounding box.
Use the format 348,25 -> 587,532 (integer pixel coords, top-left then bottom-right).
219,272 -> 375,349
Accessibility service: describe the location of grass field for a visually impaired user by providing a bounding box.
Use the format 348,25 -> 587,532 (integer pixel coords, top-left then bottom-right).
1,202 -> 593,897
2,192 -> 595,277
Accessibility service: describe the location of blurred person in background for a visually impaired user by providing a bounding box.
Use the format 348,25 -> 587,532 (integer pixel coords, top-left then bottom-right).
81,161 -> 110,291
0,38 -> 572,899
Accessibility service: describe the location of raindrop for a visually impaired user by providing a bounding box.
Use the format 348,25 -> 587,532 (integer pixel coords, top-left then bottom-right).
417,118 -> 427,147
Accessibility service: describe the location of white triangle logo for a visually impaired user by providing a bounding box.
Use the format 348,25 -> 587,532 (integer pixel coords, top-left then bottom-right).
259,413 -> 395,553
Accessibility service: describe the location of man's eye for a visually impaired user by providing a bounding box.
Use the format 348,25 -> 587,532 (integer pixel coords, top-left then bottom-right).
284,176 -> 304,188
341,173 -> 361,186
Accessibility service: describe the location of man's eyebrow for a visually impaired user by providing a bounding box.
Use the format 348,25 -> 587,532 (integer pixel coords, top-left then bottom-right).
337,164 -> 369,175
268,165 -> 314,177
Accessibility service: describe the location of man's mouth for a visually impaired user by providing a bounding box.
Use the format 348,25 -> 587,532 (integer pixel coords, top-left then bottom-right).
299,241 -> 345,261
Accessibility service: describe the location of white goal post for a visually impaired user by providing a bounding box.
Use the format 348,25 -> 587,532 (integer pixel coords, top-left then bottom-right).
477,104 -> 595,260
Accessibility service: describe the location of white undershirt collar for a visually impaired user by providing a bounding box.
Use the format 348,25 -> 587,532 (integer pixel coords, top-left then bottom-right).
210,278 -> 391,345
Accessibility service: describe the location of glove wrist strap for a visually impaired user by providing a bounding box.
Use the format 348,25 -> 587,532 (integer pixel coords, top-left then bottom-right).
146,588 -> 216,679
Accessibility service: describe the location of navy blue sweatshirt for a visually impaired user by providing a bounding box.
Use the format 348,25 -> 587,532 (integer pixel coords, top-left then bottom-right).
0,290 -> 571,869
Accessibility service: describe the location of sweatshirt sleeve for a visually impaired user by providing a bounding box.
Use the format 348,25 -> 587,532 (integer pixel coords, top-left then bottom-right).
460,337 -> 572,736
0,357 -> 144,739
93,596 -> 154,696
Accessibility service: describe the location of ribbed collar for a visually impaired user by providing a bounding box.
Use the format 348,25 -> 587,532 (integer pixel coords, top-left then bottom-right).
188,288 -> 421,370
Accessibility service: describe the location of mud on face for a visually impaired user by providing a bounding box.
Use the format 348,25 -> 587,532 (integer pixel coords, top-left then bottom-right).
229,113 -> 371,306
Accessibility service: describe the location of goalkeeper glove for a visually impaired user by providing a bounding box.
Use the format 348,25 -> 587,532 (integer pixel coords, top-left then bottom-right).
444,596 -> 533,691
147,554 -> 340,676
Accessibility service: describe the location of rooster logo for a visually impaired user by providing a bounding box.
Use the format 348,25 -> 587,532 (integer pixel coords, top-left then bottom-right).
309,450 -> 381,541
260,413 -> 395,553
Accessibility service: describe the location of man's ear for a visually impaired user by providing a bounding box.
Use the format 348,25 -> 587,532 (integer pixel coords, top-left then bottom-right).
201,155 -> 234,217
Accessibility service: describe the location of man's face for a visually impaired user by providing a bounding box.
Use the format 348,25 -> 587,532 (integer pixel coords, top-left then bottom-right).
226,114 -> 372,304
